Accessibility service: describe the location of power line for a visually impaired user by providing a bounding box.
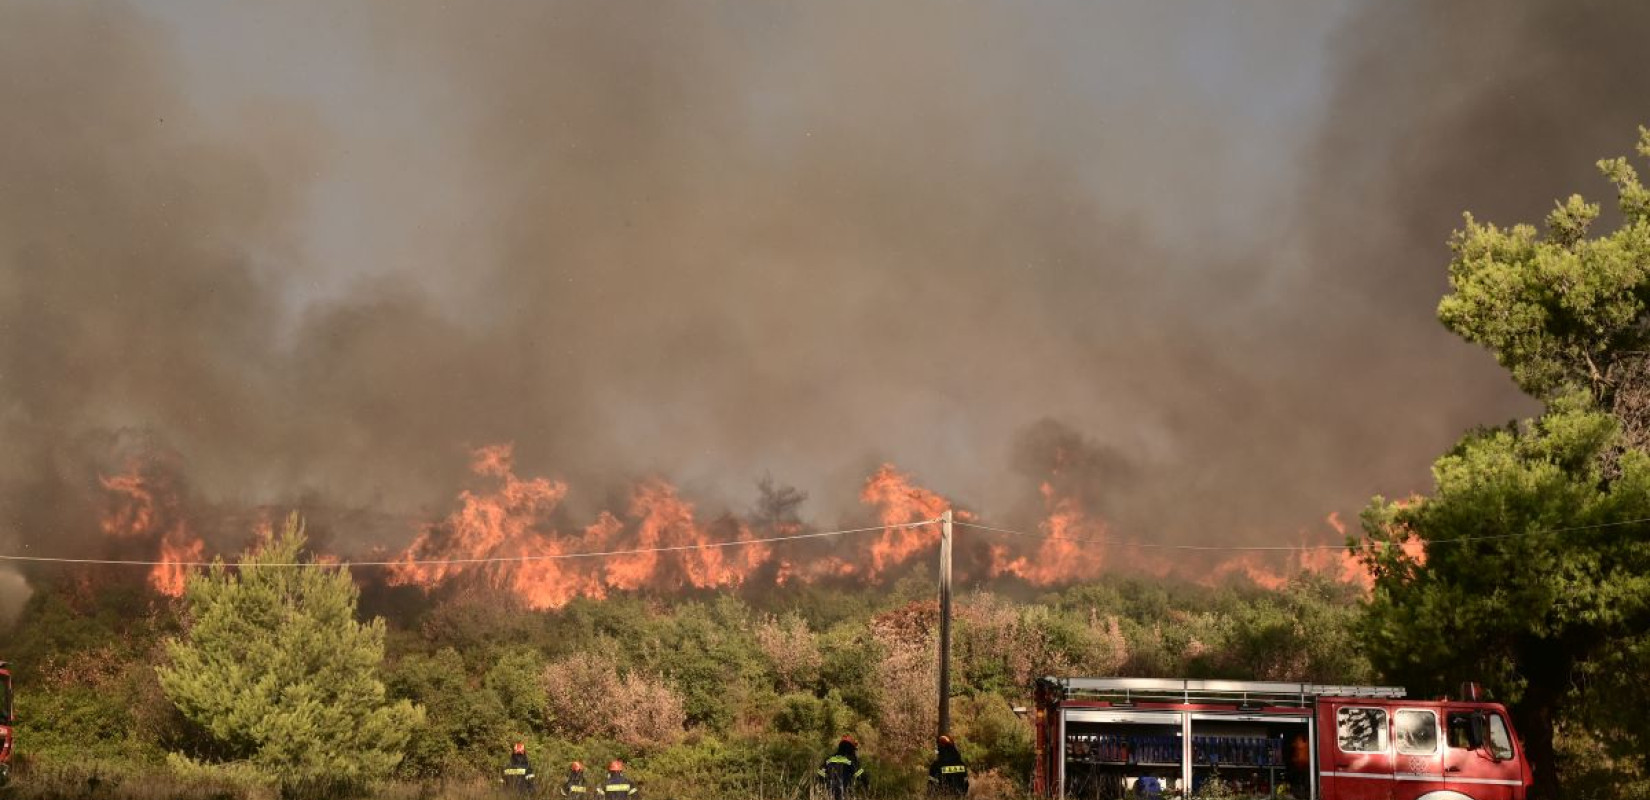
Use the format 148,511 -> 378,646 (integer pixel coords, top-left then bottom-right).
0,519 -> 942,569
951,516 -> 1650,551
5,511 -> 1645,570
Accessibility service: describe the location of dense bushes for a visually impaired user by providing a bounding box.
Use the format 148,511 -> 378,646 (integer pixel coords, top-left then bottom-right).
4,569 -> 1384,798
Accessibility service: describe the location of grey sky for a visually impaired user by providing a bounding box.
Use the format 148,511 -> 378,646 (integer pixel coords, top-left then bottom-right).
143,1 -> 1354,307
9,0 -> 1644,583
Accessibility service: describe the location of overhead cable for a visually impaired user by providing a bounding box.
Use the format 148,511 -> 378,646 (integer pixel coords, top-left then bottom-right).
0,519 -> 940,569
951,516 -> 1650,550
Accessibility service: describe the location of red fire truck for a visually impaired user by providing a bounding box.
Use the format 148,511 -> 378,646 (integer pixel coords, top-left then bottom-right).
1032,677 -> 1530,800
1,659 -> 12,786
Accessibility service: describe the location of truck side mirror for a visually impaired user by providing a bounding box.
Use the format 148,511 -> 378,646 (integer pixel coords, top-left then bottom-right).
1470,713 -> 1494,759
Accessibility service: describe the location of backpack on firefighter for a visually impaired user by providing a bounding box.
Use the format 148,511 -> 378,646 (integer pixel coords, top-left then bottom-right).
815,735 -> 870,800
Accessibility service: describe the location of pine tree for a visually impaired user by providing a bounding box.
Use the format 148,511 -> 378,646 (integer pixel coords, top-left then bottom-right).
158,513 -> 423,782
1363,127 -> 1650,799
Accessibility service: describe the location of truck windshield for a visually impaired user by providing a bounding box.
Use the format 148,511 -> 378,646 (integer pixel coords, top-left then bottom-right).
1486,713 -> 1514,760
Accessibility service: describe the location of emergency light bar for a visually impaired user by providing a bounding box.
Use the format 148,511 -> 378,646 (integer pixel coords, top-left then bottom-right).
1043,676 -> 1406,708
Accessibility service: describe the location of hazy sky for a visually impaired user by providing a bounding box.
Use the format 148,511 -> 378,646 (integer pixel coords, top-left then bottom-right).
5,0 -> 1646,579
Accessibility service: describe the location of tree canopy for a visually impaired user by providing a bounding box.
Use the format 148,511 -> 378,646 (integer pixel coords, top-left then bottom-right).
157,513 -> 422,784
1364,127 -> 1650,800
1439,127 -> 1650,447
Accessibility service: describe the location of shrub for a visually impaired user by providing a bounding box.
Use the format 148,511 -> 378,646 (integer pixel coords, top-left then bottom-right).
541,651 -> 685,750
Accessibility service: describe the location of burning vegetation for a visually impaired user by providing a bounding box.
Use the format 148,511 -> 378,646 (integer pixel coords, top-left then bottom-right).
82,443 -> 1396,608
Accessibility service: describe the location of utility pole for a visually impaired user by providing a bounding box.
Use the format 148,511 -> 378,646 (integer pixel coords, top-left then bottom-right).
938,508 -> 953,739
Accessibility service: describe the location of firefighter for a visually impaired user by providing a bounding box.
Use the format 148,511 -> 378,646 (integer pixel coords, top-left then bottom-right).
927,735 -> 969,796
562,761 -> 590,796
816,735 -> 869,800
501,742 -> 536,795
598,759 -> 638,798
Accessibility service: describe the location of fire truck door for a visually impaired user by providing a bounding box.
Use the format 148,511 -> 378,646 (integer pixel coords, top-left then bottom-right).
1443,708 -> 1522,800
1322,703 -> 1394,800
1390,708 -> 1444,800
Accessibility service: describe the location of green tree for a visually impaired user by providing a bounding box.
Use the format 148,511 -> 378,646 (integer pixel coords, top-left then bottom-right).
385,647 -> 508,776
1362,403 -> 1650,796
1361,127 -> 1650,799
158,513 -> 423,784
1439,126 -> 1650,447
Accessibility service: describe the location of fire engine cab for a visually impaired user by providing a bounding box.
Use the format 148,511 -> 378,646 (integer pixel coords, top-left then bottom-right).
1,659 -> 12,786
1032,677 -> 1530,800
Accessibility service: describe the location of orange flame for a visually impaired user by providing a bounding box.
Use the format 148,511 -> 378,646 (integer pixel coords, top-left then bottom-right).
152,536 -> 206,596
98,465 -> 204,597
989,481 -> 1109,584
392,447 -> 782,608
94,442 -> 1409,605
859,464 -> 949,576
390,444 -> 569,590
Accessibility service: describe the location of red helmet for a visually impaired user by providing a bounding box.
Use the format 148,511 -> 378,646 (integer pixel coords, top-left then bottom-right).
570,761 -> 584,772
608,760 -> 625,773
512,742 -> 526,755
840,734 -> 858,748
938,735 -> 954,747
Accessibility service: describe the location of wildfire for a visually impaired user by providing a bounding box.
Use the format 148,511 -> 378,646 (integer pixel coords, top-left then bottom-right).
389,443 -> 571,593
389,446 -> 786,609
1195,511 -> 1433,592
859,464 -> 960,577
99,465 -> 205,597
88,443 -> 1412,606
989,481 -> 1108,584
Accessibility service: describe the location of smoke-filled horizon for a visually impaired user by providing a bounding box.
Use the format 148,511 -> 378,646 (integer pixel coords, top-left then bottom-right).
4,0 -> 1649,613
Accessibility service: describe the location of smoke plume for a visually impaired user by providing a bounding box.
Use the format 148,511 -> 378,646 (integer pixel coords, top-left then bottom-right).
3,0 -> 1649,611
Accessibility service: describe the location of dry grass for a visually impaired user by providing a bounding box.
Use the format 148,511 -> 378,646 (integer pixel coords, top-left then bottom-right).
3,759 -> 1038,800
3,769 -> 1037,800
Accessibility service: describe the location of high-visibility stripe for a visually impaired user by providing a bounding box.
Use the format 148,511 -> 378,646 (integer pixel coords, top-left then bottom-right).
940,765 -> 967,774
504,768 -> 527,775
1321,771 -> 1520,786
604,784 -> 632,791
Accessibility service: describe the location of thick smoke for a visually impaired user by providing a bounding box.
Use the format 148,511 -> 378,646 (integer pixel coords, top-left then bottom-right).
3,0 -> 1650,610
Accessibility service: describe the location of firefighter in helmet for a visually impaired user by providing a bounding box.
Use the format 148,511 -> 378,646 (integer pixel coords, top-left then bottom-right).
562,761 -> 590,796
501,742 -> 536,795
816,735 -> 869,799
598,759 -> 638,798
928,735 -> 969,796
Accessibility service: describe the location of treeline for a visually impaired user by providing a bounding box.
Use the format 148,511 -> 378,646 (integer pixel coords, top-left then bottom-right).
1,530 -> 1368,800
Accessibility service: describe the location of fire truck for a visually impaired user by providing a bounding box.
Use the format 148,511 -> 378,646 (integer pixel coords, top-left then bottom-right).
0,659 -> 11,786
1032,677 -> 1530,800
